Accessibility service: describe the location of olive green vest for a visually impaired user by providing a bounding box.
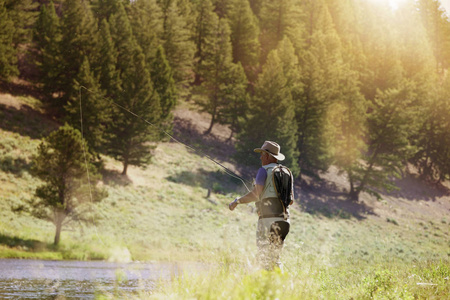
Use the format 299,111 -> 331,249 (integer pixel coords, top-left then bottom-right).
256,163 -> 287,218
260,163 -> 278,200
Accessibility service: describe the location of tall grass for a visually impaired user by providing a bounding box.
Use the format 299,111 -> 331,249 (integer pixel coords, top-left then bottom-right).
93,248 -> 448,299
145,254 -> 449,299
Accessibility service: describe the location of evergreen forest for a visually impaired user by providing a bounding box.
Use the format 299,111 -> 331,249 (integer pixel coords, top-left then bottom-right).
1,0 -> 450,202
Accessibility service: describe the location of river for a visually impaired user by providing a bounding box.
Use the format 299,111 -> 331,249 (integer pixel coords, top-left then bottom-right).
0,259 -> 200,299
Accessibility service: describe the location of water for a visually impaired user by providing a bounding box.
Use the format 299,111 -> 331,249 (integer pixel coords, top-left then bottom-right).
0,259 -> 199,299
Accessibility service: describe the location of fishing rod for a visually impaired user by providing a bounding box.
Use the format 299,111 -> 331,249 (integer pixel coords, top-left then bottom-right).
78,86 -> 253,193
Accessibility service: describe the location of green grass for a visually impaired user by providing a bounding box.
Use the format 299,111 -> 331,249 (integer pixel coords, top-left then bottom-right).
97,252 -> 449,299
1,94 -> 449,298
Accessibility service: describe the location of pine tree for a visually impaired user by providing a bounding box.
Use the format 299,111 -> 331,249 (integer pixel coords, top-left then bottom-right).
107,47 -> 162,175
192,0 -> 218,85
395,2 -> 436,100
326,67 -> 367,192
417,0 -> 450,74
0,1 -> 18,81
194,17 -> 249,138
159,0 -> 196,96
227,0 -> 260,81
195,18 -> 233,135
412,76 -> 450,182
151,45 -> 177,123
236,49 -> 299,176
109,1 -> 134,76
4,0 -> 38,46
30,124 -> 106,245
248,0 -> 263,17
214,0 -> 232,18
319,0 -> 369,190
295,0 -> 343,175
129,0 -> 163,70
276,37 -> 302,98
91,0 -> 122,22
258,0 -> 303,64
59,0 -> 99,109
96,18 -> 121,99
220,62 -> 249,140
33,1 -> 63,99
349,83 -> 418,201
325,0 -> 368,85
65,57 -> 111,156
357,0 -> 404,101
108,2 -> 161,175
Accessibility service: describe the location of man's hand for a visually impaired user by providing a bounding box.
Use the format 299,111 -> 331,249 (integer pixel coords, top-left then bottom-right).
229,198 -> 239,211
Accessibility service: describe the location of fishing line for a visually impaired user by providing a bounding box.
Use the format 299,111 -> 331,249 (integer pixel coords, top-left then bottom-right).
78,86 -> 252,193
79,88 -> 105,246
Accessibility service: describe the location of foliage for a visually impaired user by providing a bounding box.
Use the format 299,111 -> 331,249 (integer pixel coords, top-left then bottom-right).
194,17 -> 245,135
0,1 -> 18,81
107,2 -> 161,175
4,0 -> 38,46
33,1 -> 62,99
96,18 -> 121,100
349,83 -> 419,201
159,0 -> 196,95
27,124 -> 107,245
65,57 -> 112,156
236,47 -> 299,176
227,0 -> 260,80
417,0 -> 450,73
129,0 -> 163,71
294,0 -> 344,176
59,0 -> 99,110
192,0 -> 218,85
151,45 -> 177,123
258,0 -> 303,64
3,0 -> 450,206
411,75 -> 450,182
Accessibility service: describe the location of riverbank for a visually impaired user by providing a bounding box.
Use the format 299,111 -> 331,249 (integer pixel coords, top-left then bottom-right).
0,259 -> 206,299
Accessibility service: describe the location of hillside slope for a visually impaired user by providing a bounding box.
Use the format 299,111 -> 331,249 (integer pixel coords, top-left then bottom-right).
0,93 -> 449,265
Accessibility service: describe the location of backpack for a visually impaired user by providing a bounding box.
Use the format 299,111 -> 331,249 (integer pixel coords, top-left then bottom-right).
271,165 -> 294,212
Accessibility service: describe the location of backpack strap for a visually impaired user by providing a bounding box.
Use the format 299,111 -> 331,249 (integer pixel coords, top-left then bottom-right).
272,164 -> 293,215
271,165 -> 285,213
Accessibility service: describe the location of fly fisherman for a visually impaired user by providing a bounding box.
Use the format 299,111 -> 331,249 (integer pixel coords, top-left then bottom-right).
229,141 -> 294,270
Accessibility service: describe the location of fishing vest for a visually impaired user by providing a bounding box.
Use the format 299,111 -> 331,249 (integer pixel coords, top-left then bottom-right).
256,163 -> 289,219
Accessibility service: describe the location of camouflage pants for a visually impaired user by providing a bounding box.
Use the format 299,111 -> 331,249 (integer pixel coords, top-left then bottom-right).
256,217 -> 290,270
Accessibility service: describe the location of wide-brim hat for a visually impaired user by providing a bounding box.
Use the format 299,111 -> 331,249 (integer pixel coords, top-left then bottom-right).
254,141 -> 285,161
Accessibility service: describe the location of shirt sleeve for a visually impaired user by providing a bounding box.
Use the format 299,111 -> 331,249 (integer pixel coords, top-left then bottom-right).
255,167 -> 267,186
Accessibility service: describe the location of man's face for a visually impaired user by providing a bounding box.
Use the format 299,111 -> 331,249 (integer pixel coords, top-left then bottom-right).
260,152 -> 269,165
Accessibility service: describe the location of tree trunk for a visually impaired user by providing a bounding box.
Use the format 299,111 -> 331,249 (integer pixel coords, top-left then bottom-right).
227,130 -> 234,142
122,161 -> 128,175
122,152 -> 129,175
349,189 -> 360,202
54,213 -> 64,245
348,170 -> 358,201
204,113 -> 216,135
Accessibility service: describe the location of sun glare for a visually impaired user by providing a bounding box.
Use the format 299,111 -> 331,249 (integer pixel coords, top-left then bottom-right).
368,0 -> 450,12
388,0 -> 404,10
366,0 -> 407,11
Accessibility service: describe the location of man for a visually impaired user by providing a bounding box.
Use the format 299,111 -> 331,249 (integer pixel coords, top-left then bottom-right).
229,141 -> 294,270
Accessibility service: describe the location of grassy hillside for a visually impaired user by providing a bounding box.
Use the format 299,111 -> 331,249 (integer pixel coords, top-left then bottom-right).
1,93 -> 449,298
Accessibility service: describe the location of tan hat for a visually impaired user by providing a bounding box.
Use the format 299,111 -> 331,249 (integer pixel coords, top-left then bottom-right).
254,141 -> 285,161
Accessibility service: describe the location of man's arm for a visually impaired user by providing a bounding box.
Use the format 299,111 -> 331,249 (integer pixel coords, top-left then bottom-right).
229,184 -> 263,211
